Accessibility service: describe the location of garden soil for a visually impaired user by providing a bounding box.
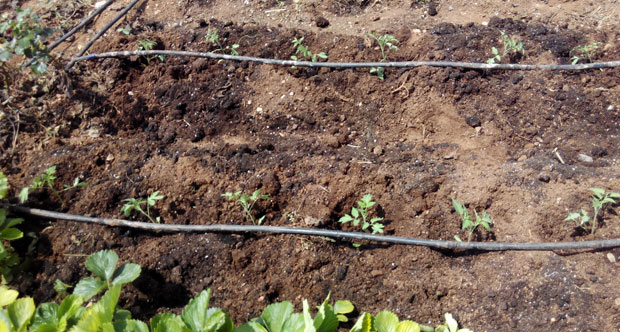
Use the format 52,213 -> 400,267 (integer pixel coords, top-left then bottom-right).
2,0 -> 620,330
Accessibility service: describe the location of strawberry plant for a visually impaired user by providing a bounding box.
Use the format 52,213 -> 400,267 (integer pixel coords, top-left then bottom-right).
235,294 -> 354,332
451,199 -> 493,242
0,171 -> 24,284
121,191 -> 164,223
72,250 -> 141,301
339,194 -> 384,234
222,189 -> 270,225
565,187 -> 620,234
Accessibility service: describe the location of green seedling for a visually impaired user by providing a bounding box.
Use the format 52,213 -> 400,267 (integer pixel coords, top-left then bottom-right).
222,189 -> 270,225
136,39 -> 165,63
205,28 -> 241,55
121,191 -> 164,223
565,187 -> 620,234
18,166 -> 87,207
570,42 -> 603,65
152,288 -> 234,332
373,311 -> 422,332
339,194 -> 385,234
73,250 -> 141,301
0,171 -> 24,284
434,313 -> 473,332
53,279 -> 73,299
236,293 -> 354,332
368,33 -> 399,80
487,31 -> 525,64
451,199 -> 493,242
116,27 -> 131,35
0,8 -> 54,76
290,36 -> 327,69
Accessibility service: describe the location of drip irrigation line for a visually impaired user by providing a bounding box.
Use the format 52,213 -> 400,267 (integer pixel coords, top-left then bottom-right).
69,49 -> 620,71
65,0 -> 141,70
22,0 -> 117,70
11,205 -> 620,251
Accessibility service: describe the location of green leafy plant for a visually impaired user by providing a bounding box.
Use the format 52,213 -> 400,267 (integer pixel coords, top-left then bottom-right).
136,39 -> 165,64
565,187 -> 620,234
434,313 -> 473,332
236,293 -> 354,332
0,172 -> 24,284
73,249 -> 141,301
339,194 -> 384,234
368,33 -> 399,80
0,285 -> 35,332
18,165 -> 87,207
486,31 -> 524,64
151,288 -> 233,332
373,310 -> 421,332
222,189 -> 270,225
116,27 -> 131,35
0,8 -> 54,77
570,42 -> 603,65
290,37 -> 327,66
121,191 -> 164,223
451,199 -> 493,242
205,28 -> 240,55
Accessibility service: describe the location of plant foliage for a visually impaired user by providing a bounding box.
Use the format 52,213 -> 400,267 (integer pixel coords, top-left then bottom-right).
565,187 -> 620,234
0,172 -> 24,284
0,8 -> 53,76
339,194 -> 384,235
222,190 -> 270,225
451,199 -> 492,242
121,191 -> 164,223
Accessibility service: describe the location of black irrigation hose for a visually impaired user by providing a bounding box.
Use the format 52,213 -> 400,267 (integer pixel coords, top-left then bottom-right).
11,205 -> 620,251
65,0 -> 141,70
69,49 -> 620,71
22,0 -> 117,69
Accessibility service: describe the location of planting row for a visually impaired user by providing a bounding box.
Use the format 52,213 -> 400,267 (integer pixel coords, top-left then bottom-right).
0,249 -> 473,332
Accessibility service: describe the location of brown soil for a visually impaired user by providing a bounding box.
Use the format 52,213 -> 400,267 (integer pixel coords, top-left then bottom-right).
2,0 -> 620,330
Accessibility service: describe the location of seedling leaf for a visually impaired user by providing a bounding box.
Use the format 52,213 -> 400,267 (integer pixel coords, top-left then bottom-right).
73,277 -> 106,301
7,297 -> 35,332
111,263 -> 141,286
85,250 -> 118,283
151,313 -> 188,332
350,313 -> 373,332
261,302 -> 294,332
0,286 -> 19,306
395,321 -> 420,332
181,289 -> 211,332
0,172 -> 7,199
236,322 -> 269,332
375,311 -> 398,332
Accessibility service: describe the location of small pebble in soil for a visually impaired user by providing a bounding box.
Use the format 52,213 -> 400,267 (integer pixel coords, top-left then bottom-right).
577,154 -> 593,163
465,115 -> 481,127
607,253 -> 616,263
